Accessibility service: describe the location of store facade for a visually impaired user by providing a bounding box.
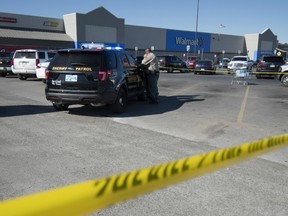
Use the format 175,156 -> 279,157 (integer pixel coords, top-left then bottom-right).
0,7 -> 279,61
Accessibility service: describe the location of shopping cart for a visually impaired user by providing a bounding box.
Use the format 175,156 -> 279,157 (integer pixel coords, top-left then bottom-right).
231,69 -> 250,85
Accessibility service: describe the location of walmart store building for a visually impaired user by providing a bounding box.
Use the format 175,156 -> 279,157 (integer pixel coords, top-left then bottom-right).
0,7 -> 280,61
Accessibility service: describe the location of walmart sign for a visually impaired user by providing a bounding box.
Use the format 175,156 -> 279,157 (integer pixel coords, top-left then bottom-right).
166,30 -> 211,52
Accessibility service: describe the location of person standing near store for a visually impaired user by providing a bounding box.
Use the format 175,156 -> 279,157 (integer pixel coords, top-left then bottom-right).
141,48 -> 159,104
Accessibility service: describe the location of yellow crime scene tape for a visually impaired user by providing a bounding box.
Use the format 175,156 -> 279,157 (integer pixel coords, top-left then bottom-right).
160,66 -> 216,73
251,71 -> 288,74
159,66 -> 288,75
1,134 -> 288,216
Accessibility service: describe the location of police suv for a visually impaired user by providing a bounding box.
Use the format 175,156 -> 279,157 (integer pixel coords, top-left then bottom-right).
45,45 -> 146,113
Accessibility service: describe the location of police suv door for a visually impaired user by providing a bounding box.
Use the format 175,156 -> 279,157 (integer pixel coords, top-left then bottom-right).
121,53 -> 143,97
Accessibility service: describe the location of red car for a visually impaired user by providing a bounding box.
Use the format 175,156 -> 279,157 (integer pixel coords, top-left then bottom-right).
194,59 -> 216,75
186,56 -> 200,69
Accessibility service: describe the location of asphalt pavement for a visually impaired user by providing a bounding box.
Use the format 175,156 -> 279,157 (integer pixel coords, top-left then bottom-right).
0,72 -> 287,216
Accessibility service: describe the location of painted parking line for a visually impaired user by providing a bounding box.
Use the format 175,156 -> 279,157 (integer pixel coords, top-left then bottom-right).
237,86 -> 250,123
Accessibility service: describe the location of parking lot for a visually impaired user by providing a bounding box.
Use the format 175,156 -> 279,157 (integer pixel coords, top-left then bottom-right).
1,72 -> 288,216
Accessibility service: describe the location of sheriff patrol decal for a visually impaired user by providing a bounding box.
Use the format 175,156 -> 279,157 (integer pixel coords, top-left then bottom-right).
75,67 -> 92,71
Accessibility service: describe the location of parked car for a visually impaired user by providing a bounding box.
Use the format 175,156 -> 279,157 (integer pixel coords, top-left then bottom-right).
11,49 -> 56,80
219,58 -> 230,68
227,56 -> 253,73
278,64 -> 288,87
0,52 -> 13,77
256,55 -> 285,79
158,55 -> 186,73
249,60 -> 258,68
186,56 -> 200,69
45,47 -> 146,113
36,58 -> 53,82
194,59 -> 216,75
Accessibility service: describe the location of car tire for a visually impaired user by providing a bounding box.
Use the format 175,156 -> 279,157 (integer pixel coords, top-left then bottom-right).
52,102 -> 69,111
168,67 -> 173,73
18,74 -> 27,80
112,88 -> 127,114
0,73 -> 7,77
281,74 -> 288,87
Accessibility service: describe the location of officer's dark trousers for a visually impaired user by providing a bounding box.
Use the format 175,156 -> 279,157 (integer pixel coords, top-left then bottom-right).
147,71 -> 159,103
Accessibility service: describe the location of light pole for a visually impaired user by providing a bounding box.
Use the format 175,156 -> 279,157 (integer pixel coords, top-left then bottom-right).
135,46 -> 138,58
194,0 -> 200,56
222,50 -> 225,68
186,45 -> 190,61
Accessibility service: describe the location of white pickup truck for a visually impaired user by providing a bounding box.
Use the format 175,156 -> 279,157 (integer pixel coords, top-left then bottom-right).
227,56 -> 253,73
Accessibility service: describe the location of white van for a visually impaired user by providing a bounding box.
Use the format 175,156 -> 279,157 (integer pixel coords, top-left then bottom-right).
11,49 -> 56,80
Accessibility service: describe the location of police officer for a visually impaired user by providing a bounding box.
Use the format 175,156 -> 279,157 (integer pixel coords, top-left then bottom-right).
141,48 -> 159,104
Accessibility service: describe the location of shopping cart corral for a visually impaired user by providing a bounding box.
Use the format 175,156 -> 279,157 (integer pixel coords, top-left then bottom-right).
231,69 -> 250,85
